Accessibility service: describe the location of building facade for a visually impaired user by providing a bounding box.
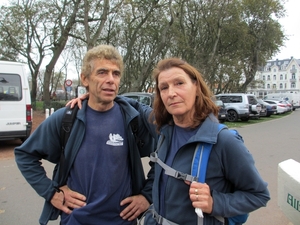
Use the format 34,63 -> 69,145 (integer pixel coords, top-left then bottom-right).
247,57 -> 300,98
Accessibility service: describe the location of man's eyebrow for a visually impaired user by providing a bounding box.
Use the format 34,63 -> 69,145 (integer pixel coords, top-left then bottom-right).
96,68 -> 120,73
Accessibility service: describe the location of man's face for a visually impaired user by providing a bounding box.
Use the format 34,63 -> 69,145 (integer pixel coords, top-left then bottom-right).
82,59 -> 121,111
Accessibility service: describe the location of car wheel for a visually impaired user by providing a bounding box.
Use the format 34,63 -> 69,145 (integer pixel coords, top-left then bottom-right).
227,110 -> 238,122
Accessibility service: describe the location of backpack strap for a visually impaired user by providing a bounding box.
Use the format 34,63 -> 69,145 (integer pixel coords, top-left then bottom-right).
149,124 -> 228,225
191,124 -> 248,225
191,143 -> 212,183
130,116 -> 145,150
191,123 -> 228,182
59,105 -> 79,180
150,152 -> 198,183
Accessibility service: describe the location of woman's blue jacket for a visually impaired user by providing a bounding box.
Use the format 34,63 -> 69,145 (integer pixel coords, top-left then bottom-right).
145,114 -> 270,225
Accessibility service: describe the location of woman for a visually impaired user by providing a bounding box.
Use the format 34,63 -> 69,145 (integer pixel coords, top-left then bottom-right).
144,58 -> 270,225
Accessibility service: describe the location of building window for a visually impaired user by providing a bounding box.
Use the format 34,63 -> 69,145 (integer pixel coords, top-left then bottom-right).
291,83 -> 296,88
273,75 -> 276,80
285,83 -> 287,88
267,75 -> 270,80
263,75 -> 265,80
267,84 -> 270,89
280,83 -> 283,89
273,68 -> 276,72
280,74 -> 283,80
272,84 -> 276,89
285,74 -> 287,79
292,73 -> 295,79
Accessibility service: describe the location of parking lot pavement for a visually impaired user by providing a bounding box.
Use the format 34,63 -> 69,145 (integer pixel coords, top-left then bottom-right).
0,159 -> 58,225
235,110 -> 300,225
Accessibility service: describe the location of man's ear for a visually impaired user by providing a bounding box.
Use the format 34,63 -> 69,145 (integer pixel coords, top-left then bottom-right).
80,73 -> 88,87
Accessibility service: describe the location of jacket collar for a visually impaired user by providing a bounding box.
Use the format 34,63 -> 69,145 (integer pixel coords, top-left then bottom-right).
77,97 -> 140,124
160,114 -> 220,145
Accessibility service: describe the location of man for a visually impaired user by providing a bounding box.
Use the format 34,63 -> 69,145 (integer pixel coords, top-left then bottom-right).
15,45 -> 157,225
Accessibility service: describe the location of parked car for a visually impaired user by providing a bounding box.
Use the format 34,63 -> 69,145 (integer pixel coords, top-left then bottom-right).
256,99 -> 267,117
121,92 -> 155,107
214,100 -> 228,123
257,99 -> 277,117
215,93 -> 261,122
264,99 -> 287,114
280,100 -> 292,112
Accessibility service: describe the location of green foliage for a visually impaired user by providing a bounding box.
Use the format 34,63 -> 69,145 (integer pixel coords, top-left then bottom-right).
0,0 -> 286,97
50,101 -> 68,111
35,100 -> 67,111
35,101 -> 44,111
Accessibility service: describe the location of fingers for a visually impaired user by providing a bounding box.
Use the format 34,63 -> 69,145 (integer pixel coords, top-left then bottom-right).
51,190 -> 71,214
189,182 -> 213,214
65,93 -> 89,109
60,185 -> 86,207
80,93 -> 89,100
51,185 -> 86,214
65,99 -> 72,107
120,195 -> 150,221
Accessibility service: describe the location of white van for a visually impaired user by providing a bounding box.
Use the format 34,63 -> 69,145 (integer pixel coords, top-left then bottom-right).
264,92 -> 300,110
0,60 -> 32,142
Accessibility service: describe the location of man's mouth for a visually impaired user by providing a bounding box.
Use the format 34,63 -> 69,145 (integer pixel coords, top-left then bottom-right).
102,88 -> 115,93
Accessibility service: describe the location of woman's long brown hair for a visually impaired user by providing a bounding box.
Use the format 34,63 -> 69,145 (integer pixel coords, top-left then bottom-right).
150,58 -> 219,132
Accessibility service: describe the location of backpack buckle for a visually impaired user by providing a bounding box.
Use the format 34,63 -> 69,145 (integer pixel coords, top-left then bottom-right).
174,171 -> 187,180
175,171 -> 198,182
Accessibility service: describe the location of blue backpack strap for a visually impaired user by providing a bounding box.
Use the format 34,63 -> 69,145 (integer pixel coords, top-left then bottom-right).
192,124 -> 248,225
191,124 -> 227,182
191,143 -> 213,183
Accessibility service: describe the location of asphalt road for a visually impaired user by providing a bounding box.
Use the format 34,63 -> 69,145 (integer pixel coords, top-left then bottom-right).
1,110 -> 299,225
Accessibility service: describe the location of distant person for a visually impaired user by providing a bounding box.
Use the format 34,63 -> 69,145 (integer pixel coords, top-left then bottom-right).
15,44 -> 157,225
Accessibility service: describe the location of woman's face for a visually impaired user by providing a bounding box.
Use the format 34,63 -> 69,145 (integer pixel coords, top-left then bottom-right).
158,67 -> 197,127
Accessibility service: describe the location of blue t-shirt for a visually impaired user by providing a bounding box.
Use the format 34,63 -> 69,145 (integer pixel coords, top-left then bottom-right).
61,103 -> 133,225
159,125 -> 198,216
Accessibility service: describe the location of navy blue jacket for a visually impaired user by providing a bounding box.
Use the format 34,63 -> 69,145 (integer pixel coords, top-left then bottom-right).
15,96 -> 157,225
145,114 -> 270,225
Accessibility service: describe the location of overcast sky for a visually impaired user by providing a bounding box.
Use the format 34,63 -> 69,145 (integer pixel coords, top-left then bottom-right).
272,0 -> 300,60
